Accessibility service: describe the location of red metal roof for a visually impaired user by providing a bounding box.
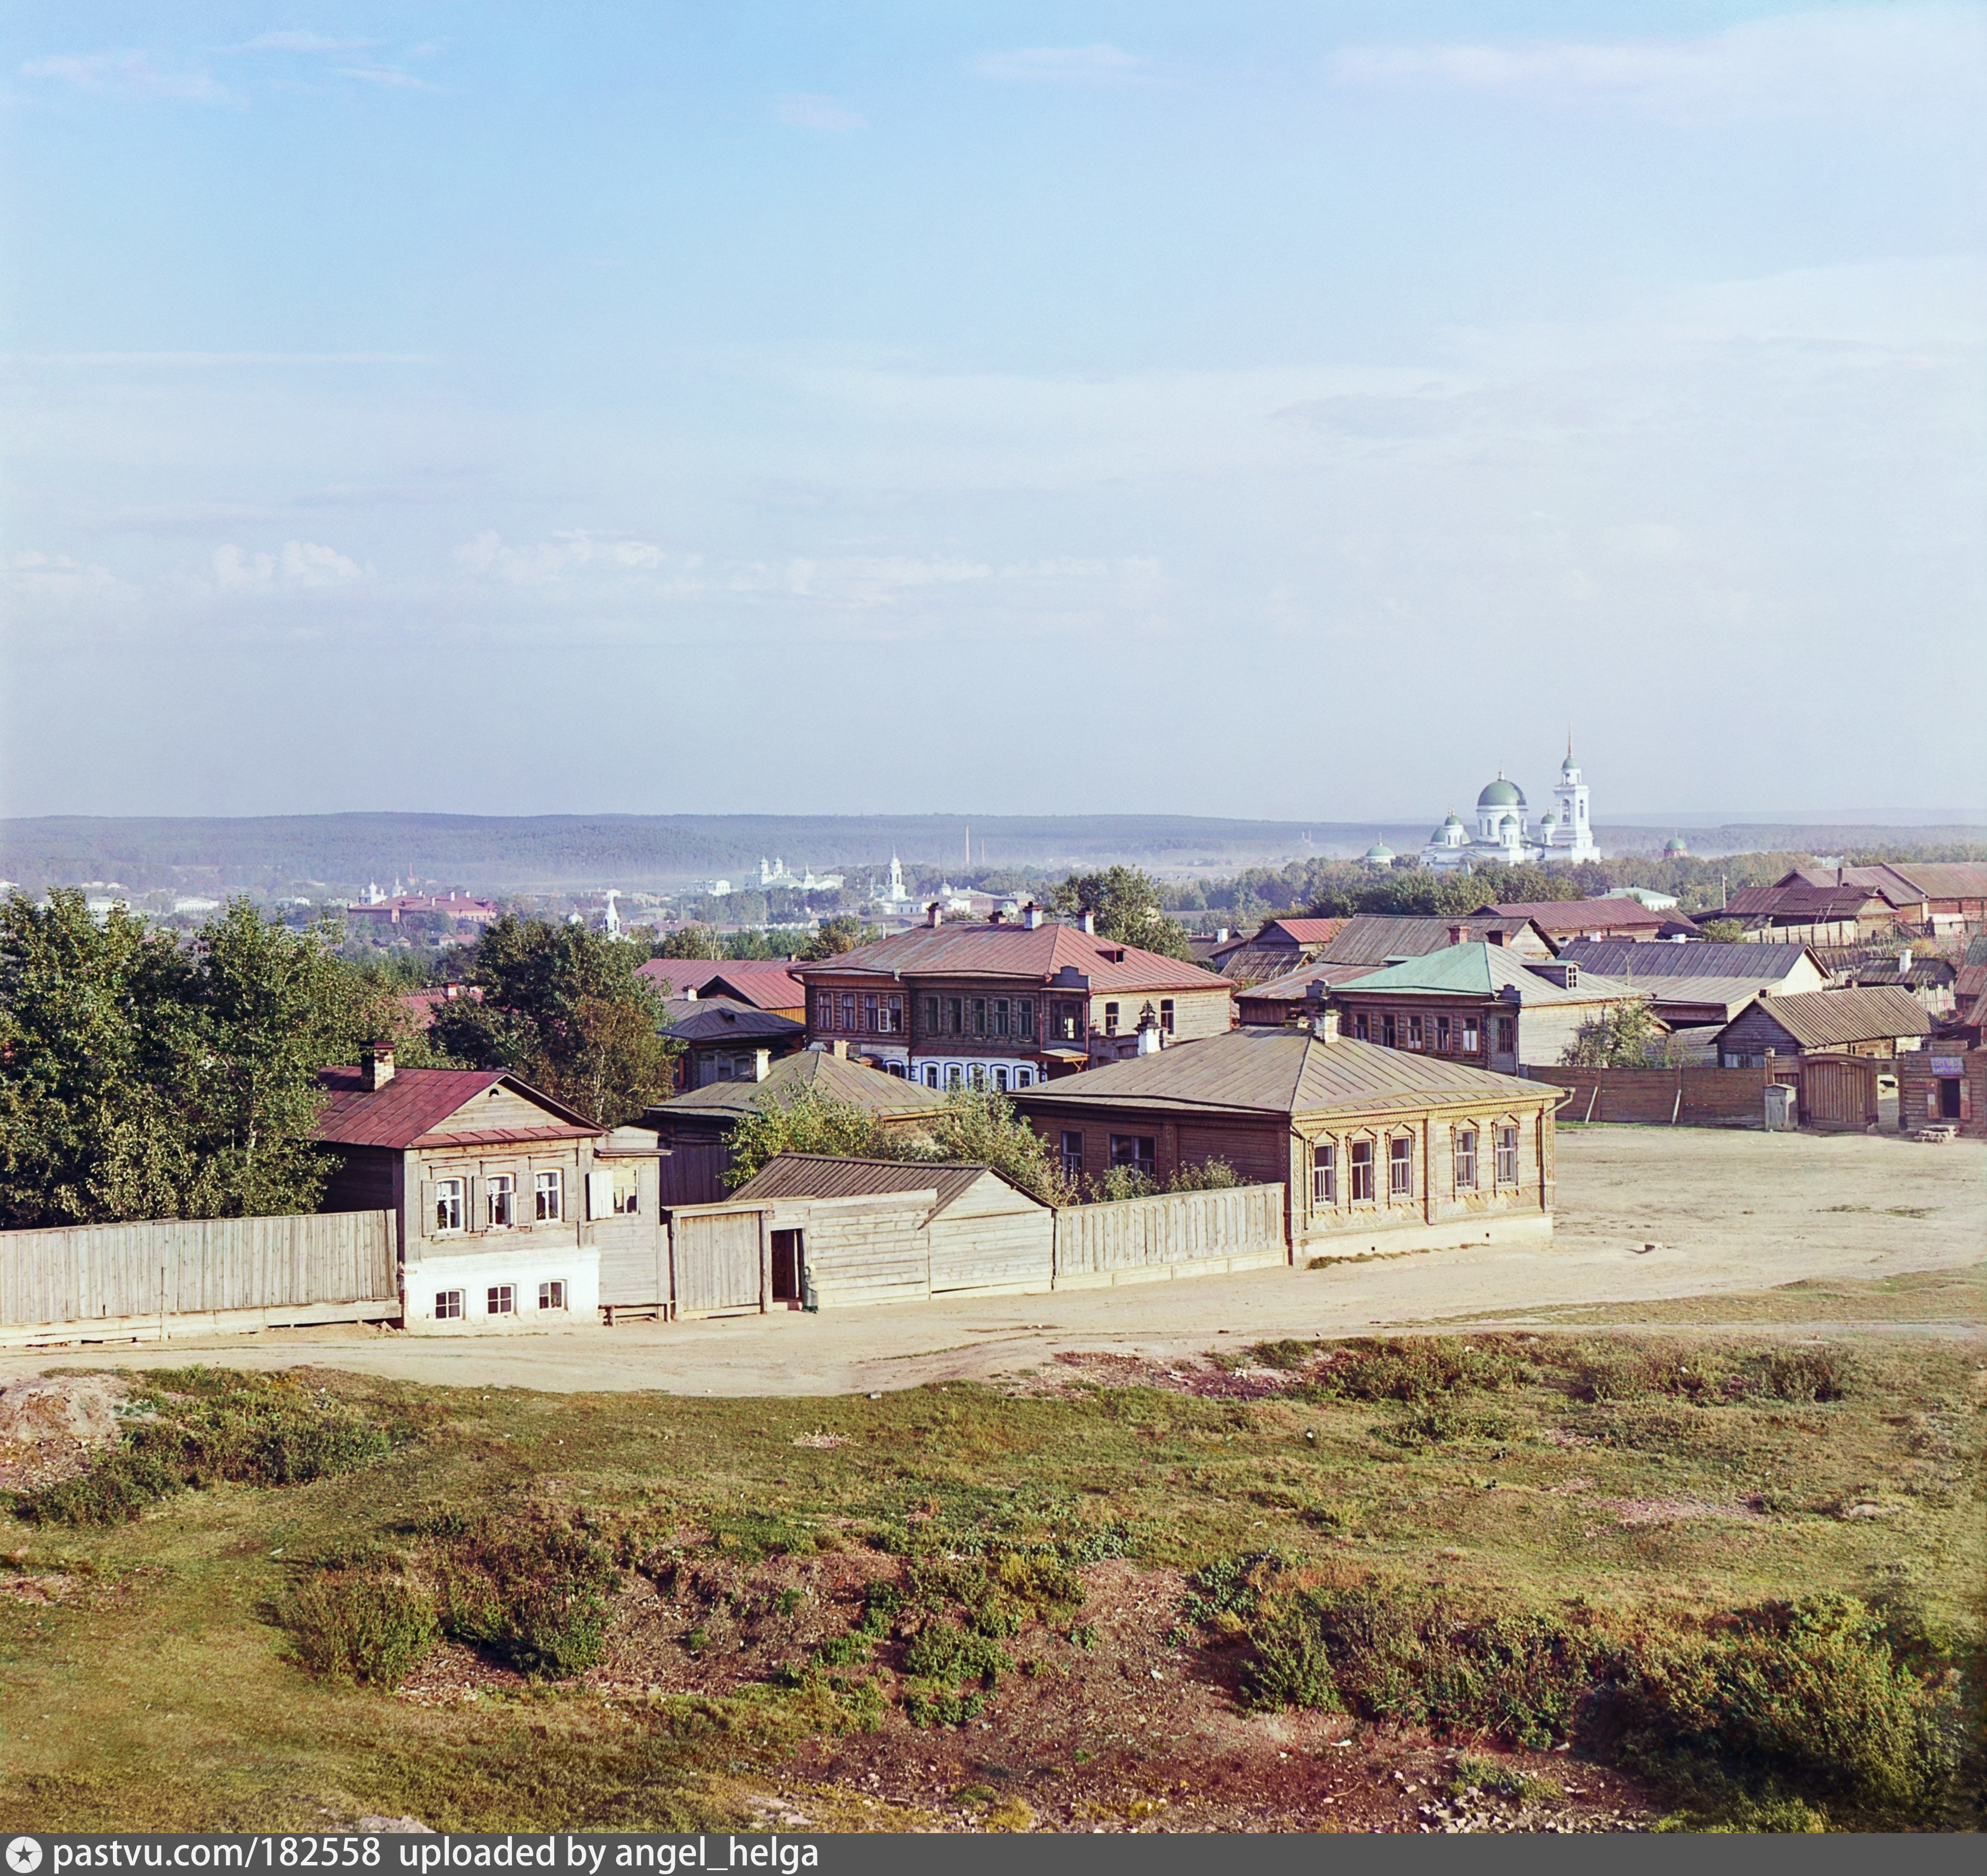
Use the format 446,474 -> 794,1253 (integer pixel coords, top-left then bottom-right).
795,922 -> 1229,993
1262,917 -> 1348,946
408,1124 -> 600,1150
637,958 -> 806,1010
1486,898 -> 1678,933
315,1066 -> 602,1149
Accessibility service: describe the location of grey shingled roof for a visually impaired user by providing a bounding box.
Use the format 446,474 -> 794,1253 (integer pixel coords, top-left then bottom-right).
1554,940 -> 1824,983
1011,1027 -> 1554,1121
728,1154 -> 1040,1214
1316,914 -> 1544,968
1725,986 -> 1934,1048
658,996 -> 805,1044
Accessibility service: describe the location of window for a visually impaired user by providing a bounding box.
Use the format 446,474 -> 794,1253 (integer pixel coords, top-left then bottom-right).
1355,1013 -> 1371,1042
1052,999 -> 1082,1042
435,1288 -> 464,1320
885,995 -> 902,1034
1350,1139 -> 1375,1202
1110,1134 -> 1157,1178
1104,1001 -> 1120,1036
993,1066 -> 1009,1091
972,998 -> 987,1036
488,1284 -> 515,1316
1018,999 -> 1036,1040
923,1064 -> 940,1088
971,1064 -> 987,1090
947,997 -> 963,1035
863,993 -> 878,1033
1160,999 -> 1175,1035
993,998 -> 1009,1037
1383,1013 -> 1397,1048
1014,1068 -> 1032,1088
534,1169 -> 562,1222
1408,1014 -> 1424,1050
1563,963 -> 1579,989
817,992 -> 836,1030
434,1177 -> 464,1234
1389,1135 -> 1414,1200
1060,1131 -> 1085,1179
487,1173 -> 515,1229
1495,1125 -> 1519,1187
611,1165 -> 641,1215
1496,1015 -> 1515,1054
1453,1129 -> 1477,1191
946,1064 -> 963,1090
840,993 -> 856,1032
1462,1019 -> 1480,1054
1312,1142 -> 1336,1207
538,1280 -> 567,1311
923,996 -> 940,1034
1436,1016 -> 1452,1052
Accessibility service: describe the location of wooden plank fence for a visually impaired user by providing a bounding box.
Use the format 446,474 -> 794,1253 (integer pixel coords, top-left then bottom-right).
1053,1184 -> 1287,1287
0,1210 -> 397,1342
668,1205 -> 766,1315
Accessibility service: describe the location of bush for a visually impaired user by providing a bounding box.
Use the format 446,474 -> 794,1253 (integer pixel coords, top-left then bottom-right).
285,1567 -> 437,1686
1379,1400 -> 1512,1448
1308,1336 -> 1526,1403
19,1374 -> 396,1526
902,1619 -> 1013,1689
1449,1756 -> 1560,1803
421,1507 -> 622,1680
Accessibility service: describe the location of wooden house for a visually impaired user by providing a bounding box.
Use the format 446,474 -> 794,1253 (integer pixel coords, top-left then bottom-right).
1713,986 -> 1933,1067
1313,913 -> 1554,969
314,1049 -> 655,1333
1553,939 -> 1831,1029
723,1154 -> 1054,1308
1207,917 -> 1348,987
796,907 -> 1234,1089
1324,943 -> 1654,1073
1479,898 -> 1698,943
659,995 -> 807,1090
1012,1024 -> 1559,1260
637,958 -> 807,1021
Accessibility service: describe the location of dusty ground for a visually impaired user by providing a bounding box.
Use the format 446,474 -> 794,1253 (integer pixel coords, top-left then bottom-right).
4,1127 -> 1980,1399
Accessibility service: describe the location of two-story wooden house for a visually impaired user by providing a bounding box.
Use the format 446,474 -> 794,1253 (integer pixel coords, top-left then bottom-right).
795,907 -> 1235,1088
314,1048 -> 658,1333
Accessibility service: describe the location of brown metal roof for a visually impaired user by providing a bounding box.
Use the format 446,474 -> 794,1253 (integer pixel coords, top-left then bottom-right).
1725,883 -> 1887,919
1011,1027 -> 1554,1122
1235,962 -> 1383,1007
646,1047 -> 947,1121
1315,914 -> 1544,968
1554,939 -> 1823,983
659,996 -> 806,1043
729,1153 -> 1039,1215
1724,985 -> 1934,1048
636,959 -> 805,1010
795,922 -> 1228,993
315,1067 -> 602,1149
1483,898 -> 1686,934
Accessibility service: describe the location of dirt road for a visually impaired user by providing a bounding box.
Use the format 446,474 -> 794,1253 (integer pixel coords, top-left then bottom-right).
5,1127 -> 1981,1397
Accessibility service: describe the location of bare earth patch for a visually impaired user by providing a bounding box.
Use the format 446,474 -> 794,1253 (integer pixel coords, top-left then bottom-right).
0,1373 -> 133,1493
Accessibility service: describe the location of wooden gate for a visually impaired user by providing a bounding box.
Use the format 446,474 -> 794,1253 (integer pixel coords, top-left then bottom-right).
1801,1052 -> 1878,1130
668,1205 -> 765,1314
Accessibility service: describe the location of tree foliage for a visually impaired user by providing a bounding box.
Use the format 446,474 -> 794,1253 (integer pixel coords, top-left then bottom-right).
0,890 -> 404,1229
431,916 -> 678,1125
1560,1000 -> 1672,1069
655,924 -> 723,961
797,916 -> 881,962
1049,866 -> 1192,960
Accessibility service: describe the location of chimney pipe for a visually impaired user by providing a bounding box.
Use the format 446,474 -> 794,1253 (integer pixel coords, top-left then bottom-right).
1022,902 -> 1044,929
752,1048 -> 772,1082
927,902 -> 943,928
1215,926 -> 1230,943
1447,924 -> 1466,946
360,1045 -> 396,1092
1079,911 -> 1095,936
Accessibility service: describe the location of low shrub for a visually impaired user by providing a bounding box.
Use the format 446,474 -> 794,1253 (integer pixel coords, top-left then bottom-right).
1379,1401 -> 1512,1448
284,1567 -> 437,1686
902,1619 -> 1013,1689
1179,1549 -> 1296,1626
1307,1337 -> 1526,1403
1449,1756 -> 1560,1803
19,1374 -> 397,1526
420,1506 -> 622,1680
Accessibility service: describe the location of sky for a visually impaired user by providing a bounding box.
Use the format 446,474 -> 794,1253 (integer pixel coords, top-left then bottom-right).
2,2 -> 1983,823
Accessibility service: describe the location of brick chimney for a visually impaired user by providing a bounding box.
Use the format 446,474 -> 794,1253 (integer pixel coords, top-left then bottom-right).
1022,903 -> 1045,929
1078,911 -> 1096,936
1447,924 -> 1466,946
360,1045 -> 396,1091
927,902 -> 943,928
752,1048 -> 772,1081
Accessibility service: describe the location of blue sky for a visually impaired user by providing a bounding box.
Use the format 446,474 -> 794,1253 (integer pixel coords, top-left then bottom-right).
3,4 -> 1982,821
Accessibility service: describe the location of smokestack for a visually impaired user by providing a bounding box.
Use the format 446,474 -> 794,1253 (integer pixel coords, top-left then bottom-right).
1447,924 -> 1466,946
1215,927 -> 1230,943
360,1046 -> 396,1092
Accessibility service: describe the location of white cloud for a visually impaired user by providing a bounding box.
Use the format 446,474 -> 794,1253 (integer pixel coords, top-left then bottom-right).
971,44 -> 1150,85
1,550 -> 129,602
455,531 -> 676,585
237,32 -> 380,53
1332,5 -> 1987,125
212,540 -> 364,591
332,63 -> 441,92
21,50 -> 229,103
775,93 -> 868,132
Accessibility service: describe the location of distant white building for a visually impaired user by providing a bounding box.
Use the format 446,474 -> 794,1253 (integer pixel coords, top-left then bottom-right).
759,857 -> 845,892
1418,742 -> 1600,871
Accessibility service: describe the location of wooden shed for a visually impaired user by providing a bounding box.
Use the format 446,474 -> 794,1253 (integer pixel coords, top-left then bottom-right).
1713,985 -> 1933,1067
726,1154 -> 1055,1307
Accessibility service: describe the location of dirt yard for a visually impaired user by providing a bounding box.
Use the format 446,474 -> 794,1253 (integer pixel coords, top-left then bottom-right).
4,1126 -> 1981,1399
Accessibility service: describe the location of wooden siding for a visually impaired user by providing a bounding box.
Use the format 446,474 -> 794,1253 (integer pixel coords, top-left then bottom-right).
1053,1184 -> 1285,1282
669,1205 -> 766,1314
423,1085 -> 567,1133
794,1192 -> 938,1308
659,1141 -> 733,1210
1,1211 -> 395,1332
929,1176 -> 1054,1294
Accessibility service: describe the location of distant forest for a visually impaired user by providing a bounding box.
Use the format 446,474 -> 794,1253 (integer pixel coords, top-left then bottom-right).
4,811 -> 1983,897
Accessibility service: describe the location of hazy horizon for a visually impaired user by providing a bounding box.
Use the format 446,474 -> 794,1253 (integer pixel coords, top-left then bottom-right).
5,4 -> 1983,822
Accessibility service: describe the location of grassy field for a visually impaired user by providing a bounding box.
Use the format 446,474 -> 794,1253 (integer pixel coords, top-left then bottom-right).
1,1326 -> 1980,1835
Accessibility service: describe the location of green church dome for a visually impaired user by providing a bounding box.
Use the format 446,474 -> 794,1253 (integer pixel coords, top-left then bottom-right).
1477,773 -> 1525,809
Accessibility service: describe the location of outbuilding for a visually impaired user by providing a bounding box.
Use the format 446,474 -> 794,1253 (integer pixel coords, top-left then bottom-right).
1713,985 -> 1933,1067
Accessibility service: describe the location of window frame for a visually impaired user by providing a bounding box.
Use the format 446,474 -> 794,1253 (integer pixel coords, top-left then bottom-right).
434,1176 -> 464,1235
487,1284 -> 516,1316
1110,1133 -> 1157,1178
1018,998 -> 1036,1040
487,1172 -> 515,1230
611,1163 -> 641,1215
1349,1137 -> 1375,1202
434,1288 -> 464,1321
1160,999 -> 1175,1034
1388,1133 -> 1415,1200
538,1279 -> 567,1311
1453,1128 -> 1477,1191
1060,1130 -> 1085,1180
534,1168 -> 563,1222
1495,1123 -> 1520,1188
1312,1141 -> 1336,1207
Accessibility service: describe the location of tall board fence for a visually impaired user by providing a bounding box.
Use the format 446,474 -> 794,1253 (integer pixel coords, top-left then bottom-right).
0,1210 -> 398,1345
1522,1064 -> 1780,1127
1052,1183 -> 1288,1287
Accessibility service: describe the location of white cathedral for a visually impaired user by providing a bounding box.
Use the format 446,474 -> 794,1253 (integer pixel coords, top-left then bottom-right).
1418,743 -> 1599,872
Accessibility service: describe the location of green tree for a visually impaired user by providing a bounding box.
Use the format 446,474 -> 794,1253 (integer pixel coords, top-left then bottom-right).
926,1088 -> 1075,1207
1560,1000 -> 1670,1068
721,1087 -> 919,1188
1048,866 -> 1193,960
1697,917 -> 1745,944
797,915 -> 881,962
0,891 -> 393,1228
655,924 -> 722,962
431,916 -> 678,1125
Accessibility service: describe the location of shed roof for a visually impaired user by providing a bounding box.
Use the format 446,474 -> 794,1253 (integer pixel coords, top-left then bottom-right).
729,1153 -> 1041,1215
1328,943 -> 1645,1006
1481,897 -> 1686,935
1553,939 -> 1824,983
1011,1027 -> 1554,1122
1725,883 -> 1888,920
659,996 -> 806,1044
795,921 -> 1227,993
315,1066 -> 601,1149
1723,985 -> 1934,1048
1315,914 -> 1544,967
646,1047 -> 947,1121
